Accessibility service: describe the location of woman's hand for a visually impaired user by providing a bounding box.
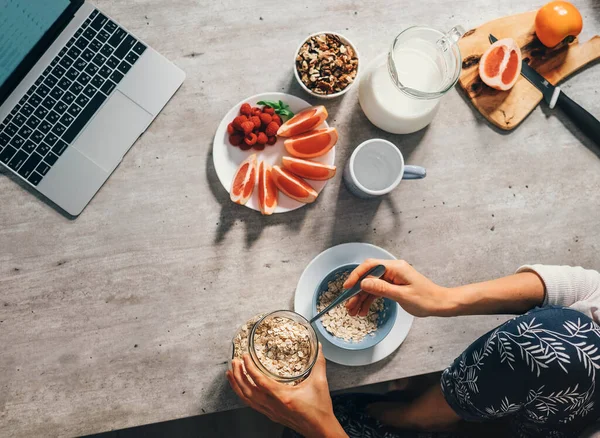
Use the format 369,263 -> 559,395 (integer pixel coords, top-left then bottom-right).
344,259 -> 454,318
226,345 -> 347,438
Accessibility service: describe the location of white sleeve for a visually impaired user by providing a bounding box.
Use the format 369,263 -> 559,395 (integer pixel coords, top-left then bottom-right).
516,264 -> 600,308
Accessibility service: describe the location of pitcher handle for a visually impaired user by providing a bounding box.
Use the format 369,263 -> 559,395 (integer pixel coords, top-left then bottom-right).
437,26 -> 465,52
402,165 -> 427,180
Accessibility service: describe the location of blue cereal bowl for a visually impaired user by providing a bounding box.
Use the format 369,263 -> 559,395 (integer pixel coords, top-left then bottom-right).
312,264 -> 397,351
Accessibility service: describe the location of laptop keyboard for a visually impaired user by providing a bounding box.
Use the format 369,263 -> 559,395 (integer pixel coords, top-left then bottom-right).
0,9 -> 146,186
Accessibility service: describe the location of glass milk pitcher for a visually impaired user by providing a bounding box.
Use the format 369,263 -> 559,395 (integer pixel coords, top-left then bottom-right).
358,26 -> 463,134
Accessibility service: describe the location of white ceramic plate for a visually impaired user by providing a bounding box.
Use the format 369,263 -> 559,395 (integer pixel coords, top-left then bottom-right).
213,92 -> 335,213
294,243 -> 414,366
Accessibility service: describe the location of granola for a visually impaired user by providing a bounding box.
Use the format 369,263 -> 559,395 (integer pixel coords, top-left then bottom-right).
296,33 -> 359,95
317,272 -> 383,342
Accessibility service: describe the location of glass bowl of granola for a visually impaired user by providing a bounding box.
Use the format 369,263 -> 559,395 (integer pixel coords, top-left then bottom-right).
312,264 -> 397,350
231,310 -> 319,384
294,32 -> 360,99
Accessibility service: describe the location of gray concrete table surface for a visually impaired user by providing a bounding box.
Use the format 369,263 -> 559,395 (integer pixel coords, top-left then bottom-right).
1,0 -> 600,436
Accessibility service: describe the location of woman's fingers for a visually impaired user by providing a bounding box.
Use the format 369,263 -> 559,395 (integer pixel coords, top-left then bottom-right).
343,259 -> 387,289
243,354 -> 274,393
346,291 -> 368,316
226,369 -> 251,406
361,278 -> 401,300
232,359 -> 255,399
358,294 -> 377,317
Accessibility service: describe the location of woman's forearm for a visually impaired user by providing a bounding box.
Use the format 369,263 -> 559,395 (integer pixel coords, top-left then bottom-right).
445,272 -> 545,316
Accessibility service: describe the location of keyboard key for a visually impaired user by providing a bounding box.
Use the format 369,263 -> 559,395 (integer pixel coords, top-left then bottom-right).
100,44 -> 114,58
51,64 -> 66,78
0,145 -> 17,163
132,42 -> 147,55
66,39 -> 74,48
83,27 -> 97,41
44,75 -> 58,88
81,48 -> 95,62
99,65 -> 111,78
52,139 -> 68,156
26,116 -> 41,130
42,96 -> 57,110
36,142 -> 51,156
83,85 -> 97,98
68,104 -> 82,117
105,20 -> 118,33
91,76 -> 104,88
97,30 -> 110,42
108,28 -> 126,48
125,52 -> 139,65
8,150 -> 27,171
106,56 -> 119,69
21,104 -> 34,117
60,114 -> 75,126
58,78 -> 72,92
52,123 -> 66,136
92,53 -> 107,66
34,77 -> 43,87
90,12 -> 108,31
69,82 -> 84,95
67,46 -> 82,59
18,152 -> 43,178
43,65 -> 52,76
44,133 -> 59,147
36,162 -> 51,175
84,63 -> 99,76
5,123 -> 18,136
17,126 -> 33,139
59,56 -> 74,69
38,120 -> 52,134
33,107 -> 48,120
50,87 -> 65,100
75,94 -> 90,107
31,130 -> 46,143
0,133 -> 9,147
89,38 -> 103,52
109,71 -> 123,83
117,61 -> 132,75
44,152 -> 59,166
54,101 -> 68,113
66,68 -> 80,81
73,59 -> 88,71
28,171 -> 43,186
62,92 -> 76,104
51,58 -> 59,66
100,80 -> 116,96
63,92 -> 107,143
75,37 -> 88,50
37,85 -> 51,98
47,111 -> 60,124
90,9 -> 99,19
77,72 -> 92,86
58,47 -> 67,58
9,135 -> 24,148
22,140 -> 36,154
115,35 -> 136,59
29,94 -> 42,107
13,113 -> 27,126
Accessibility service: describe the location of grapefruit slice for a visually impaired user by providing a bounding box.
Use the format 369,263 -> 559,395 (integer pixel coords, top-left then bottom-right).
230,154 -> 257,205
258,161 -> 278,215
277,106 -> 328,137
479,38 -> 522,91
284,128 -> 338,159
272,166 -> 318,204
281,157 -> 336,181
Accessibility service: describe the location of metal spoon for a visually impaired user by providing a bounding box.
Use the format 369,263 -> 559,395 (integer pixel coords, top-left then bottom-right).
310,264 -> 386,324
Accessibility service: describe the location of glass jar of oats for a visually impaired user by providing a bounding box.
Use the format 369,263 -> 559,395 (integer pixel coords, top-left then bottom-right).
231,310 -> 319,385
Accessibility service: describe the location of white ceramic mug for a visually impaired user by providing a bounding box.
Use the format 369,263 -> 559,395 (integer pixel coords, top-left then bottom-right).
343,139 -> 426,199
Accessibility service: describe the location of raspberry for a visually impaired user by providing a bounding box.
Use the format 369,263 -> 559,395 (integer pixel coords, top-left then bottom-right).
240,142 -> 252,151
259,113 -> 272,126
265,121 -> 279,136
229,134 -> 244,146
253,143 -> 265,151
263,106 -> 275,115
240,103 -> 252,116
271,114 -> 282,126
250,115 -> 261,129
267,136 -> 277,145
257,132 -> 268,144
244,132 -> 257,146
232,115 -> 247,131
241,121 -> 254,135
227,123 -> 235,134
252,107 -> 262,116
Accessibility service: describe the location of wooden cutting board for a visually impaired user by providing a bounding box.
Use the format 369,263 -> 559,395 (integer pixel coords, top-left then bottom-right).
458,10 -> 600,130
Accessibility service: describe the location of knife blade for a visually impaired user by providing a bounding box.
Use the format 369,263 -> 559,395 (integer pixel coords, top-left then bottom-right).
488,34 -> 600,145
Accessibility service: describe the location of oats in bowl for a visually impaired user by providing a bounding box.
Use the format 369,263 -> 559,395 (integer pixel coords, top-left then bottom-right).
295,33 -> 359,97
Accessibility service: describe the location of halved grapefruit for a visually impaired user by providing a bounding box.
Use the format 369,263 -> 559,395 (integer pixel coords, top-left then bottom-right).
284,127 -> 338,159
230,154 -> 257,205
277,106 -> 328,137
272,166 -> 318,204
281,157 -> 336,181
258,161 -> 278,215
479,38 -> 522,91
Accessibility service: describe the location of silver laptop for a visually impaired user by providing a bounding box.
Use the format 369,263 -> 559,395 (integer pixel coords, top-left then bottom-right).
0,1 -> 185,216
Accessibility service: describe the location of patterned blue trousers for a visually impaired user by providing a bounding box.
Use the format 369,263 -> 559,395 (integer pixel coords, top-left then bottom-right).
287,306 -> 600,437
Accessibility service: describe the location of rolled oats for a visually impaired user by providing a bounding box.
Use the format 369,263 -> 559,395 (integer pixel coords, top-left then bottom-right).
296,33 -> 359,95
317,272 -> 383,342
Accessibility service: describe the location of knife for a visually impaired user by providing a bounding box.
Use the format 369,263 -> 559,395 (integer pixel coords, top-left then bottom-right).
489,34 -> 600,146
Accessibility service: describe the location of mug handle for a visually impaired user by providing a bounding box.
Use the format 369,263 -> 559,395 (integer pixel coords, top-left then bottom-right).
402,165 -> 427,180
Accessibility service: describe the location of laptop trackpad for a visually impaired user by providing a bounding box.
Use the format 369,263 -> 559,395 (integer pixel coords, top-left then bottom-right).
73,91 -> 152,172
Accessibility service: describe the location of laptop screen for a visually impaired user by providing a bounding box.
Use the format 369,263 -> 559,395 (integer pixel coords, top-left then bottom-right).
0,0 -> 71,88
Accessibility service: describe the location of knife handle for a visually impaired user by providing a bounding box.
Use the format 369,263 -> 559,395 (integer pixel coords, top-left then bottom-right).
554,89 -> 600,146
